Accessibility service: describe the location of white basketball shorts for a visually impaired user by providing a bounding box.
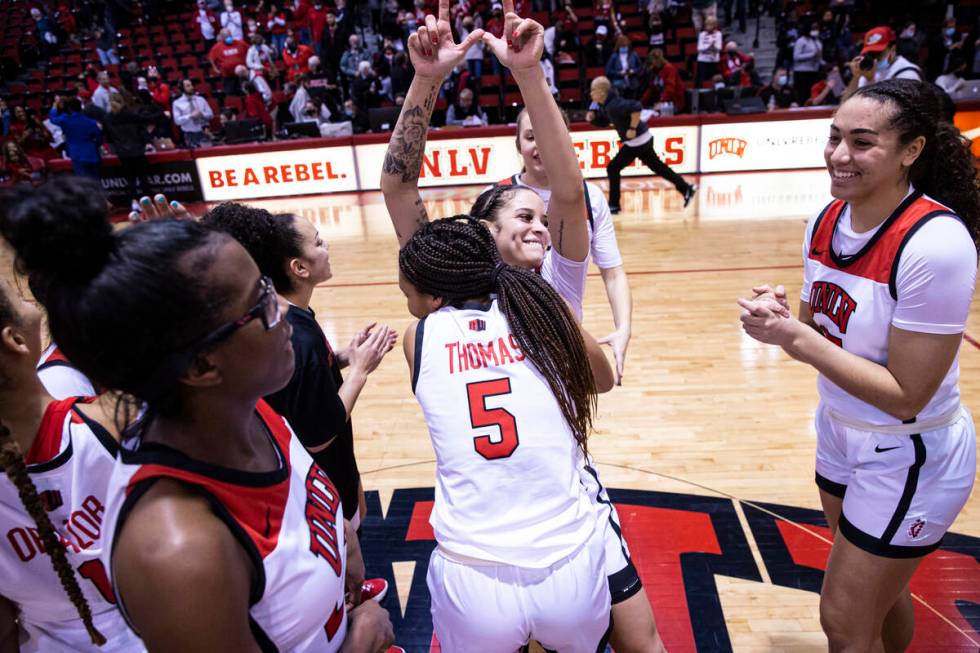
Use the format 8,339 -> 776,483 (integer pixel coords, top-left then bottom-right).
427,527 -> 611,652
814,402 -> 976,557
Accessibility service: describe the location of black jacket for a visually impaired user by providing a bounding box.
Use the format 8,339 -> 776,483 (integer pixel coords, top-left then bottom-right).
592,92 -> 647,142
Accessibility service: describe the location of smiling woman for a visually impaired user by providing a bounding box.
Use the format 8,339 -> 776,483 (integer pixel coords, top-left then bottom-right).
739,79 -> 979,652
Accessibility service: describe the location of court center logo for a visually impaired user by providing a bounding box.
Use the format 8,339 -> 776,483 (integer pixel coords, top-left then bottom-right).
359,487 -> 980,652
707,137 -> 748,160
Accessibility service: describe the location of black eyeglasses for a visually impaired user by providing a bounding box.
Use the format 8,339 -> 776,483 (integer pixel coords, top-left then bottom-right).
194,275 -> 282,351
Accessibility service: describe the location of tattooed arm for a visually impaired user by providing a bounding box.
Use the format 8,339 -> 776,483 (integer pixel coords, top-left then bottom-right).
380,77 -> 440,248
380,0 -> 483,248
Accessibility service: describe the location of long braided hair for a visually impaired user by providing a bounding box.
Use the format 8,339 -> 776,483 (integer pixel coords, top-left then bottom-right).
0,290 -> 105,646
399,216 -> 597,454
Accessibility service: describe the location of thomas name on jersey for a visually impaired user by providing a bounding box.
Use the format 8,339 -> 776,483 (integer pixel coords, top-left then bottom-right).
445,335 -> 526,375
7,494 -> 105,562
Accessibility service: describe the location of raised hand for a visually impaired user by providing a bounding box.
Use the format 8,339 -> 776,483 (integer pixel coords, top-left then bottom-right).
129,194 -> 194,222
481,0 -> 543,72
407,0 -> 484,81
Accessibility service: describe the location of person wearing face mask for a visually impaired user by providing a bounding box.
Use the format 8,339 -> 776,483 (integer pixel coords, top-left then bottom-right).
844,26 -> 921,99
220,0 -> 244,40
209,28 -> 250,96
457,14 -> 484,82
282,34 -> 315,81
793,21 -> 823,104
604,35 -> 642,96
720,40 -> 751,84
759,67 -> 796,110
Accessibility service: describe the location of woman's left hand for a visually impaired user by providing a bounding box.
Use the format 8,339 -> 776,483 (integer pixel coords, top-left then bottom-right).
737,295 -> 802,348
481,0 -> 543,72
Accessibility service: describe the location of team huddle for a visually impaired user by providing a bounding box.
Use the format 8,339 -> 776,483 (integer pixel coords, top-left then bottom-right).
1,1 -> 978,652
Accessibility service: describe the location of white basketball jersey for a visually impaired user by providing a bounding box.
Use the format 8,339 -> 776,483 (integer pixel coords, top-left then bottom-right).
0,397 -> 144,652
37,344 -> 97,400
802,192 -> 973,426
100,400 -> 348,652
413,300 -> 596,568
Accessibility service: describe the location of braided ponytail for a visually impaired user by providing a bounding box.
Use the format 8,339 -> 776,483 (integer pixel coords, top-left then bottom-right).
399,217 -> 597,454
0,421 -> 106,646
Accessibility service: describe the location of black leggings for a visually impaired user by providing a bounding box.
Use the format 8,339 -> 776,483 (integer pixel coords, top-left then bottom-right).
118,155 -> 149,203
606,138 -> 689,207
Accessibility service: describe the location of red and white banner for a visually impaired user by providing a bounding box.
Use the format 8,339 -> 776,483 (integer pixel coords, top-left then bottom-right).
699,117 -> 831,173
574,125 -> 699,178
356,136 -> 522,190
196,145 -> 359,201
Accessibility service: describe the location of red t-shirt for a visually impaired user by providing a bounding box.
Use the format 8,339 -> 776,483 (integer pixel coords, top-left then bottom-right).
282,44 -> 314,81
309,6 -> 328,42
209,40 -> 249,76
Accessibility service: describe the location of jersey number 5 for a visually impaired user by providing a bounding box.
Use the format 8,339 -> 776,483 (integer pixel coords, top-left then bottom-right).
467,378 -> 520,460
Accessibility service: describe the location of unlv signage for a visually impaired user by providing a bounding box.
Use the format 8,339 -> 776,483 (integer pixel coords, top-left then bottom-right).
359,487 -> 980,651
699,118 -> 831,173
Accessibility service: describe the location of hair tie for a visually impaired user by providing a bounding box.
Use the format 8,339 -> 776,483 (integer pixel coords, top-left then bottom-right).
490,261 -> 506,288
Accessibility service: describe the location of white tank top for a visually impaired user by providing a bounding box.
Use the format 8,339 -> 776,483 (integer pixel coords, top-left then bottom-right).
100,400 -> 348,652
0,397 -> 144,652
413,299 -> 595,567
37,344 -> 97,400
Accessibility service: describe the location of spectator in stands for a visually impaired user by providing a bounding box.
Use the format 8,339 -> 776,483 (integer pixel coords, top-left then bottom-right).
120,61 -> 145,95
246,16 -> 260,39
647,11 -> 665,49
843,26 -> 921,99
936,54 -> 968,96
792,21 -> 823,105
691,0 -> 717,33
196,0 -> 220,51
241,63 -> 273,102
221,0 -> 244,40
309,0 -> 329,54
586,25 -> 613,67
243,80 -> 274,133
732,57 -> 761,88
485,3 -> 506,76
759,67 -> 795,109
389,51 -> 412,98
0,100 -> 10,137
541,50 -> 558,98
266,4 -> 289,55
895,21 -> 926,66
935,17 -> 967,82
446,88 -> 488,127
720,41 -> 750,84
95,27 -> 121,66
104,93 -> 153,210
289,75 -> 314,123
9,107 -> 58,161
605,35 -> 643,96
307,56 -> 342,114
458,14 -> 484,82
172,79 -> 215,147
553,12 -> 580,65
641,48 -> 684,112
350,61 -> 382,116
817,10 -> 839,62
291,0 -> 312,46
805,62 -> 845,107
320,11 -> 349,77
135,89 -> 176,150
49,96 -> 102,178
340,34 -> 372,79
0,141 -> 44,187
247,33 -> 276,79
283,35 -> 315,81
146,67 -> 171,113
696,15 -> 722,88
30,7 -> 60,56
209,29 -> 250,96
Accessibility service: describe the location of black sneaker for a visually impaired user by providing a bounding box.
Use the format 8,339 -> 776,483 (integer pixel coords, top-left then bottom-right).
683,184 -> 698,208
609,205 -> 622,215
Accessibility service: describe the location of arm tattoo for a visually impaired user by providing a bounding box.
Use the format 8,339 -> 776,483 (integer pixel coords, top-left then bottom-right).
414,197 -> 429,226
381,86 -> 438,184
557,220 -> 565,253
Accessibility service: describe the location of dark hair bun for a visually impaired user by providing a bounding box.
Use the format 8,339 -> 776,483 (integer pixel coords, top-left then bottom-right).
0,177 -> 113,301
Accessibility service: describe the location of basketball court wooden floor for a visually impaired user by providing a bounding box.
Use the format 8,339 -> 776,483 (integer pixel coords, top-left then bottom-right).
12,170 -> 977,651
245,170 -> 978,653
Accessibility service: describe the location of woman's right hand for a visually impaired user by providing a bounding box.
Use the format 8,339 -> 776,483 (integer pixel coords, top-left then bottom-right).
341,601 -> 394,653
408,0 -> 484,81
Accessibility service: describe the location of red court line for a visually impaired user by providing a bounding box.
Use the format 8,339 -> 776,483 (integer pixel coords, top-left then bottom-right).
963,333 -> 980,351
316,263 -> 804,289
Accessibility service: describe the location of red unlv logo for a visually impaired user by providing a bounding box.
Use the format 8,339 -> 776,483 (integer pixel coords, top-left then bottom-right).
708,137 -> 748,159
